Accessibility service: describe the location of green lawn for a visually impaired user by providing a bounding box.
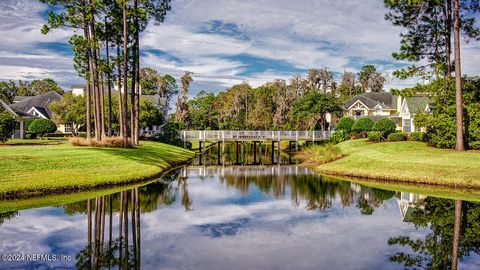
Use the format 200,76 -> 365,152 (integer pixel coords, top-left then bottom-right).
0,141 -> 194,198
314,139 -> 480,188
2,138 -> 66,145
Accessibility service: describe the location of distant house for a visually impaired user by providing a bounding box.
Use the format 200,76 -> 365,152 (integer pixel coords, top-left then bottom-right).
342,91 -> 431,132
397,192 -> 426,222
0,99 -> 36,139
344,92 -> 401,119
3,91 -> 63,138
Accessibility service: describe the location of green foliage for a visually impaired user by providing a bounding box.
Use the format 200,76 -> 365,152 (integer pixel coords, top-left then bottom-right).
410,132 -> 426,142
154,122 -> 185,147
413,78 -> 480,149
351,117 -> 374,134
336,117 -> 355,133
188,91 -> 217,130
0,81 -> 16,104
372,118 -> 397,136
289,92 -> 343,130
330,130 -> 349,144
49,93 -> 85,135
25,134 -> 37,140
469,141 -> 480,150
367,131 -> 383,142
28,78 -> 63,95
139,99 -> 164,129
140,68 -> 178,98
28,119 -> 57,138
0,112 -> 16,143
387,132 -> 407,142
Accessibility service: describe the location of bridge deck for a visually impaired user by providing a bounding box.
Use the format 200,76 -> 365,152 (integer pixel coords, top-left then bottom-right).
182,130 -> 331,142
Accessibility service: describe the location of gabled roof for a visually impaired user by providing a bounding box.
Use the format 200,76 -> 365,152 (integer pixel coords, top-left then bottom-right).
345,92 -> 397,110
9,91 -> 62,119
13,96 -> 28,103
405,96 -> 431,114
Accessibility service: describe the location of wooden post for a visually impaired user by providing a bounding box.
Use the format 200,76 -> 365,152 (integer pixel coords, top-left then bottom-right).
271,141 -> 275,164
217,141 -> 221,165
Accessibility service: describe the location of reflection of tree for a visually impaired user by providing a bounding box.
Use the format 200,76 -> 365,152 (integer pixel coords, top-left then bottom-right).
217,170 -> 394,212
62,171 -> 179,215
178,177 -> 192,211
388,198 -> 480,270
0,211 -> 18,226
76,188 -> 142,269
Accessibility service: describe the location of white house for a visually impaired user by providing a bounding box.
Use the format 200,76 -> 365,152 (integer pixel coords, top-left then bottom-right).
342,92 -> 431,132
398,96 -> 431,132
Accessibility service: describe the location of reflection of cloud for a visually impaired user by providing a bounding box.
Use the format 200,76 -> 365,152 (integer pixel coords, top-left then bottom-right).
197,217 -> 250,237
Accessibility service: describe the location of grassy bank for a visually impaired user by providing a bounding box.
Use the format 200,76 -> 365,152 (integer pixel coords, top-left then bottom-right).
1,138 -> 66,146
0,141 -> 194,198
306,139 -> 480,188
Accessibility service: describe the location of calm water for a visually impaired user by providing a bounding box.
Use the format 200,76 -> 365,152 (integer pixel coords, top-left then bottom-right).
1,143 -> 479,270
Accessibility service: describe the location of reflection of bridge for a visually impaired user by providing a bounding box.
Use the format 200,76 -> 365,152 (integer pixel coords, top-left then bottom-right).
183,165 -> 315,178
182,130 -> 331,142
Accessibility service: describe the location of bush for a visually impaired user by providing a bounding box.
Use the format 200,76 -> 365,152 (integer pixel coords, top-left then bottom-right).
301,144 -> 343,165
410,132 -> 426,142
68,136 -> 131,148
28,119 -> 57,138
0,112 -> 16,143
336,117 -> 355,133
330,129 -> 349,144
351,117 -> 374,134
25,133 -> 37,140
372,118 -> 396,136
469,141 -> 480,150
367,131 -> 383,142
153,122 -> 185,148
387,132 -> 407,142
44,133 -> 68,138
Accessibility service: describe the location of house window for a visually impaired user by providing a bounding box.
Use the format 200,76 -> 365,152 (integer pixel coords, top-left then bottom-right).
403,119 -> 412,132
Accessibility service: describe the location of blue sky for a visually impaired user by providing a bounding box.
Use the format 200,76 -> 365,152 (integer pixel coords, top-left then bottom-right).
1,0 -> 480,95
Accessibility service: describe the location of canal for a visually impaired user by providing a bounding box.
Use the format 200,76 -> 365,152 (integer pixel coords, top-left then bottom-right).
0,142 -> 479,269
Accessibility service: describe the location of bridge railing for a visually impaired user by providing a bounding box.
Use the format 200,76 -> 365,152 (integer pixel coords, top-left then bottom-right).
181,130 -> 332,141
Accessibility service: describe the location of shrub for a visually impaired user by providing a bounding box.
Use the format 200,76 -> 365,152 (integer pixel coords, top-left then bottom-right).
469,141 -> 480,150
367,131 -> 383,142
0,112 -> 16,143
153,122 -> 185,147
25,133 -> 37,140
44,133 -> 68,138
349,133 -> 366,140
68,136 -> 131,148
336,117 -> 355,133
387,132 -> 407,142
410,132 -> 426,142
28,119 -> 56,138
300,144 -> 343,165
351,117 -> 374,134
330,129 -> 349,144
372,118 -> 396,136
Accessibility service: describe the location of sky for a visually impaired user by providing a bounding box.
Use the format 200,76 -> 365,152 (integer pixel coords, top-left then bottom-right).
1,0 -> 480,96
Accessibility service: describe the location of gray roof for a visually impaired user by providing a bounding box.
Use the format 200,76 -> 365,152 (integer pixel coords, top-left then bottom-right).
9,91 -> 62,119
70,84 -> 86,89
405,96 -> 431,113
345,92 -> 397,110
13,96 -> 28,103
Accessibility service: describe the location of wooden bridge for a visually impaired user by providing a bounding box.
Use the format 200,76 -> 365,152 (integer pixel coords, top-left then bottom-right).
181,130 -> 332,143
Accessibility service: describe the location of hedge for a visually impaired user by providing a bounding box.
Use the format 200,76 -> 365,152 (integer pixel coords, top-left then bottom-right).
387,132 -> 407,142
336,117 -> 355,134
330,130 -> 349,144
367,131 -> 383,142
372,118 -> 396,136
351,117 -> 374,134
410,132 -> 427,142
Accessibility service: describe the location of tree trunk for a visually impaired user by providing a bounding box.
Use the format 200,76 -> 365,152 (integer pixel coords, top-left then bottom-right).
105,17 -> 113,137
117,34 -> 124,138
135,188 -> 141,269
451,200 -> 462,270
87,0 -> 102,142
134,0 -> 141,146
130,39 -> 137,145
118,192 -> 123,268
453,0 -> 464,151
445,0 -> 452,79
122,1 -> 129,147
83,23 -> 92,142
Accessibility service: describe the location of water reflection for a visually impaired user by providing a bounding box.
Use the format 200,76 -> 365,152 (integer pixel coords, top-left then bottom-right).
1,166 -> 480,269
